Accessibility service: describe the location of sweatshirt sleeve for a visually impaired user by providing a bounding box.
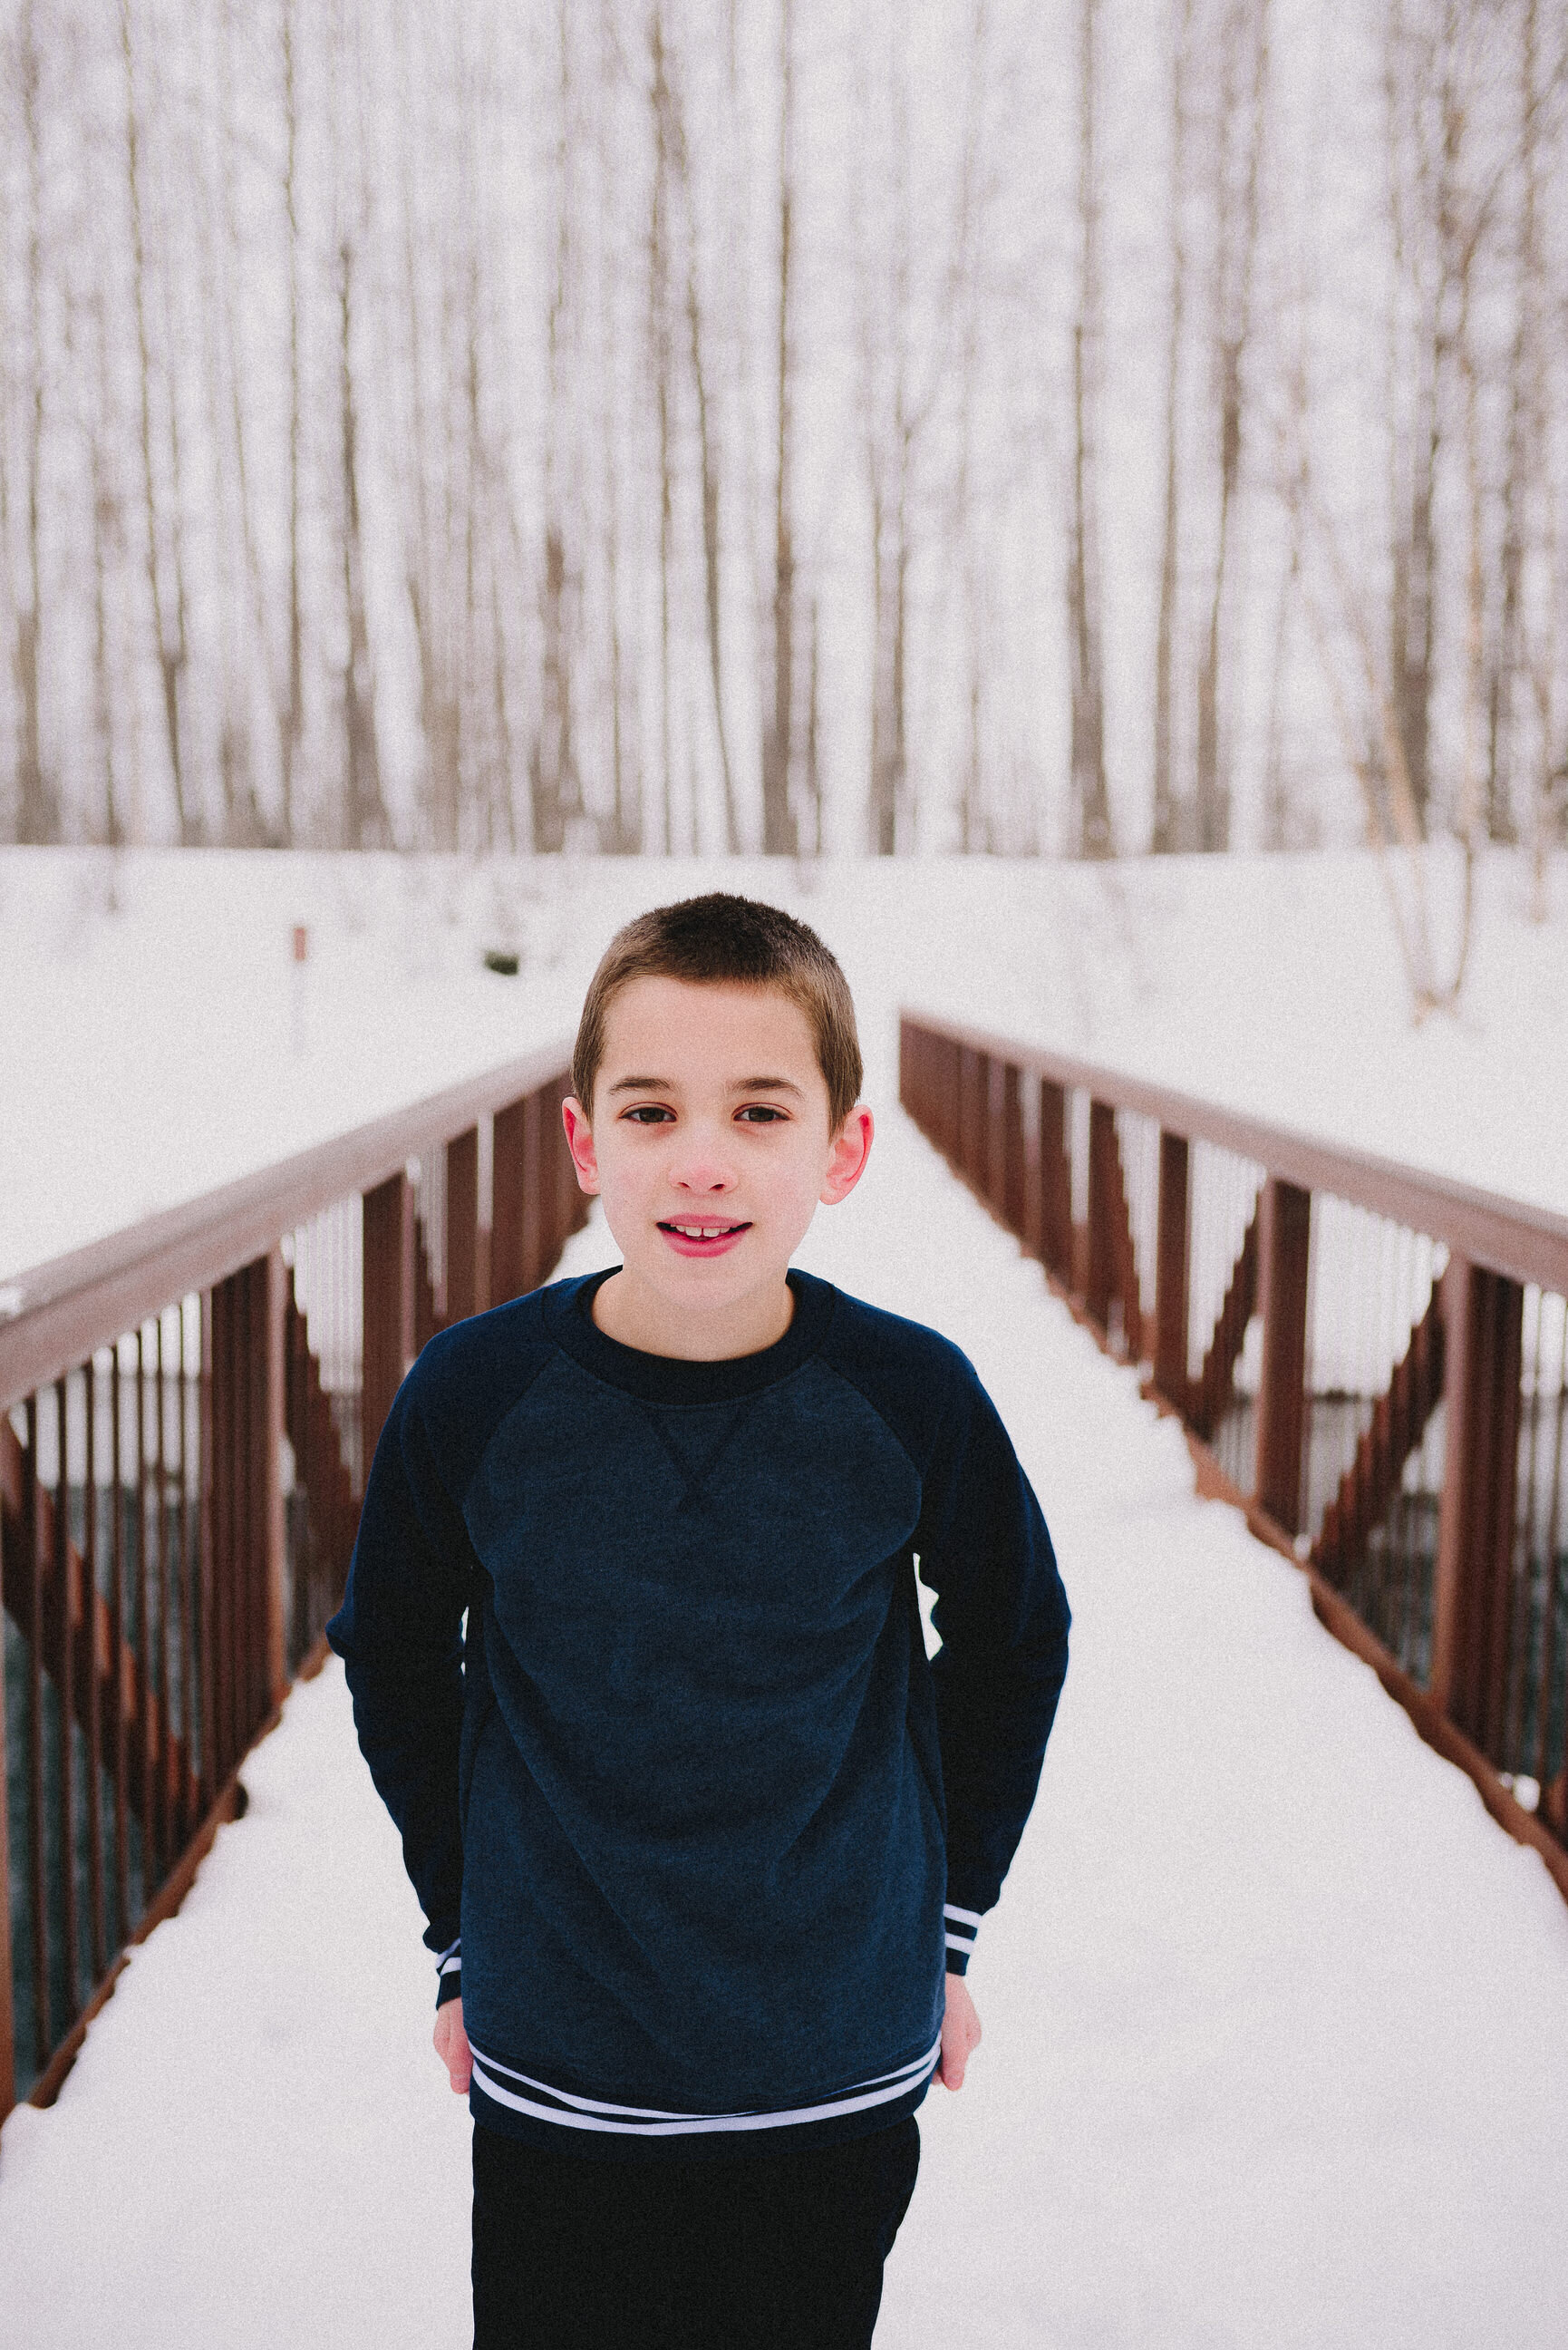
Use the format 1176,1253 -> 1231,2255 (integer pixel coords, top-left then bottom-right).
915,1356 -> 1070,1974
326,1367 -> 478,2006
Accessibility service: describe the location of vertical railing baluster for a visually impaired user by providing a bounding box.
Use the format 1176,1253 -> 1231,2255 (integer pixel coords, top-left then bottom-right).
1254,1179 -> 1313,1535
235,1269 -> 255,1755
110,1345 -> 129,1947
1038,1080 -> 1072,1283
154,1318 -> 170,1874
213,1281 -> 234,1787
1532,1352 -> 1567,1792
523,1088 -> 546,1291
134,1330 -> 152,1898
177,1304 -> 196,1845
1086,1102 -> 1118,1333
83,1354 -> 106,1985
1432,1259 -> 1524,1760
1155,1132 -> 1192,1409
24,1395 -> 50,2072
445,1127 -> 479,1326
1020,1072 -> 1042,1263
262,1252 -> 287,1712
491,1098 -> 528,1306
54,1376 -> 79,2028
362,1172 -> 415,1472
0,1437 -> 14,2118
985,1059 -> 1006,1221
198,1290 -> 218,1805
1002,1063 -> 1025,1237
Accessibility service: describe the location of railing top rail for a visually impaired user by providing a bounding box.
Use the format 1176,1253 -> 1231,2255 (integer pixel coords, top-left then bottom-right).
904,1007 -> 1568,1298
0,1038 -> 574,1411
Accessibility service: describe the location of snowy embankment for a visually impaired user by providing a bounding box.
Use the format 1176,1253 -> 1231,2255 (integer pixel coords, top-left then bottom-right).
2,861 -> 1567,2347
3,840 -> 1565,1284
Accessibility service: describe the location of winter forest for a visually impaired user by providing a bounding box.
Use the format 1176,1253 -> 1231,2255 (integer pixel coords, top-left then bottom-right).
1,0 -> 1565,878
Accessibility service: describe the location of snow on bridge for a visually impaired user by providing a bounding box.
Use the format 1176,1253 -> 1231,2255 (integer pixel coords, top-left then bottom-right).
3,1088 -> 1566,2349
3,846 -> 1568,2347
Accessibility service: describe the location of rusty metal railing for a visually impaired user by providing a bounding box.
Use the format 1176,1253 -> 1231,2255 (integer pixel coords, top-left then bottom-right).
0,1044 -> 586,2125
899,1012 -> 1568,1902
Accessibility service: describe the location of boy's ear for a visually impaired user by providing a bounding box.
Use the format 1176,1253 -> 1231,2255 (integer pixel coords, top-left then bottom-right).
561,1097 -> 601,1194
820,1105 -> 873,1207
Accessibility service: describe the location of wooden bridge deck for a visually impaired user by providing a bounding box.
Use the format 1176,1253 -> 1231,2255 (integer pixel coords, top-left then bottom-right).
3,1104 -> 1566,2349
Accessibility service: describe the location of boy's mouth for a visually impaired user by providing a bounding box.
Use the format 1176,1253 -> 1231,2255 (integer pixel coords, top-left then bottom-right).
657,1219 -> 750,1258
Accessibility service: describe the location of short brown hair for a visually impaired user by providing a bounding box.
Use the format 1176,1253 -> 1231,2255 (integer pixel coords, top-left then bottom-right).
572,894 -> 864,1129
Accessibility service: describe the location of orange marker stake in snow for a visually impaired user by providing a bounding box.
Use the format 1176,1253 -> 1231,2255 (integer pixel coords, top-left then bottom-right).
292,923 -> 309,1059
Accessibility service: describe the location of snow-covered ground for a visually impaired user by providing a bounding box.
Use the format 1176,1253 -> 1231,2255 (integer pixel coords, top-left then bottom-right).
3,841 -> 1565,1287
3,874 -> 1567,2347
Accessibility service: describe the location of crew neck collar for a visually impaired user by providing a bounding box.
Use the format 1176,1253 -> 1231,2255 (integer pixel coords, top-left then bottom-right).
543,1266 -> 836,1403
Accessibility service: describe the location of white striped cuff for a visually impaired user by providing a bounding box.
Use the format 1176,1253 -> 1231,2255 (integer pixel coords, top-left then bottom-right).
435,1936 -> 462,2007
944,1902 -> 982,1975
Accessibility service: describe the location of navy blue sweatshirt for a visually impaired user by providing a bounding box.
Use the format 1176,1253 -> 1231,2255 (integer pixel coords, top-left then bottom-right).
327,1267 -> 1069,2158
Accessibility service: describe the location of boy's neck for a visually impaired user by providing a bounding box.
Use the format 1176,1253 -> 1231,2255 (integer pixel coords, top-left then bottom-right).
589,1267 -> 797,1362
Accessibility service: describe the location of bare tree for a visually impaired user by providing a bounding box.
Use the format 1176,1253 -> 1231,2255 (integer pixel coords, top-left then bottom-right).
1068,0 -> 1112,859
596,0 -> 640,854
1192,0 -> 1269,854
336,236 -> 388,848
86,283 -> 125,850
656,27 -> 740,852
12,0 -> 53,841
1151,0 -> 1195,855
122,0 -> 196,841
761,0 -> 799,857
648,3 -> 677,853
278,0 -> 305,844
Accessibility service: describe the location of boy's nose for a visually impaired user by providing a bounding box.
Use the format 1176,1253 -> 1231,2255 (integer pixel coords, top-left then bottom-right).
668,1127 -> 739,1192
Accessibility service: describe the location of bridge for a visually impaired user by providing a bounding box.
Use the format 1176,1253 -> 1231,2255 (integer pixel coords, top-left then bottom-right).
2,957 -> 1567,2346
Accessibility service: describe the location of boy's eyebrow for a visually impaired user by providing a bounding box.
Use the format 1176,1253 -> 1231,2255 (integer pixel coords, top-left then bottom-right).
604,1073 -> 808,1097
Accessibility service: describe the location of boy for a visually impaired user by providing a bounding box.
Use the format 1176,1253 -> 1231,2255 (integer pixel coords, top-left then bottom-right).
328,894 -> 1070,2348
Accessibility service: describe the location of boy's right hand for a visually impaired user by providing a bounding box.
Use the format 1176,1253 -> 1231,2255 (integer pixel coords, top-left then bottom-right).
434,1996 -> 473,2094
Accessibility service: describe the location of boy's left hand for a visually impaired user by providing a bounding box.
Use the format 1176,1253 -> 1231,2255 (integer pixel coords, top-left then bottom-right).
937,1972 -> 982,2090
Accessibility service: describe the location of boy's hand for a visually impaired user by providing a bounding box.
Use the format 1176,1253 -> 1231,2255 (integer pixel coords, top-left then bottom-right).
937,1972 -> 982,2090
434,1996 -> 473,2094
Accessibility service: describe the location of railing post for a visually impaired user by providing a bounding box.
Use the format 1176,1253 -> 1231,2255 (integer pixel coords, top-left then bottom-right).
0,1494 -> 14,2120
1021,1075 -> 1041,1260
985,1061 -> 1008,1221
1430,1258 -> 1524,1750
1038,1080 -> 1072,1282
491,1098 -> 528,1304
958,1048 -> 983,1190
1254,1178 -> 1312,1533
1154,1131 -> 1191,1405
1086,1102 -> 1118,1329
445,1127 -> 479,1325
262,1250 -> 287,1708
1002,1063 -> 1025,1235
363,1170 -> 415,1471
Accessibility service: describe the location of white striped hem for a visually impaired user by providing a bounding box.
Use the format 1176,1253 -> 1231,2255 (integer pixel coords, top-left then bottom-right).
436,1937 -> 462,1977
467,2035 -> 942,2139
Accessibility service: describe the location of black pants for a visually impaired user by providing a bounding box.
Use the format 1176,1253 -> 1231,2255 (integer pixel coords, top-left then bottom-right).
471,2116 -> 920,2349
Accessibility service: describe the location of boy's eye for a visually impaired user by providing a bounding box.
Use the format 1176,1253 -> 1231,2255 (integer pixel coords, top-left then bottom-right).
736,1105 -> 787,1122
623,1104 -> 675,1124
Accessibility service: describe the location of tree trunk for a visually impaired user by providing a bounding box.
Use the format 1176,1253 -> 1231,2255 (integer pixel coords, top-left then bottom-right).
337,238 -> 387,850
1069,0 -> 1112,859
1194,0 -> 1268,856
761,0 -> 799,858
1151,0 -> 1192,855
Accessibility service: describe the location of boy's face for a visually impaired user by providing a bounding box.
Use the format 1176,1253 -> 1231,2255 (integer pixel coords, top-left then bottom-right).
562,977 -> 872,1360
